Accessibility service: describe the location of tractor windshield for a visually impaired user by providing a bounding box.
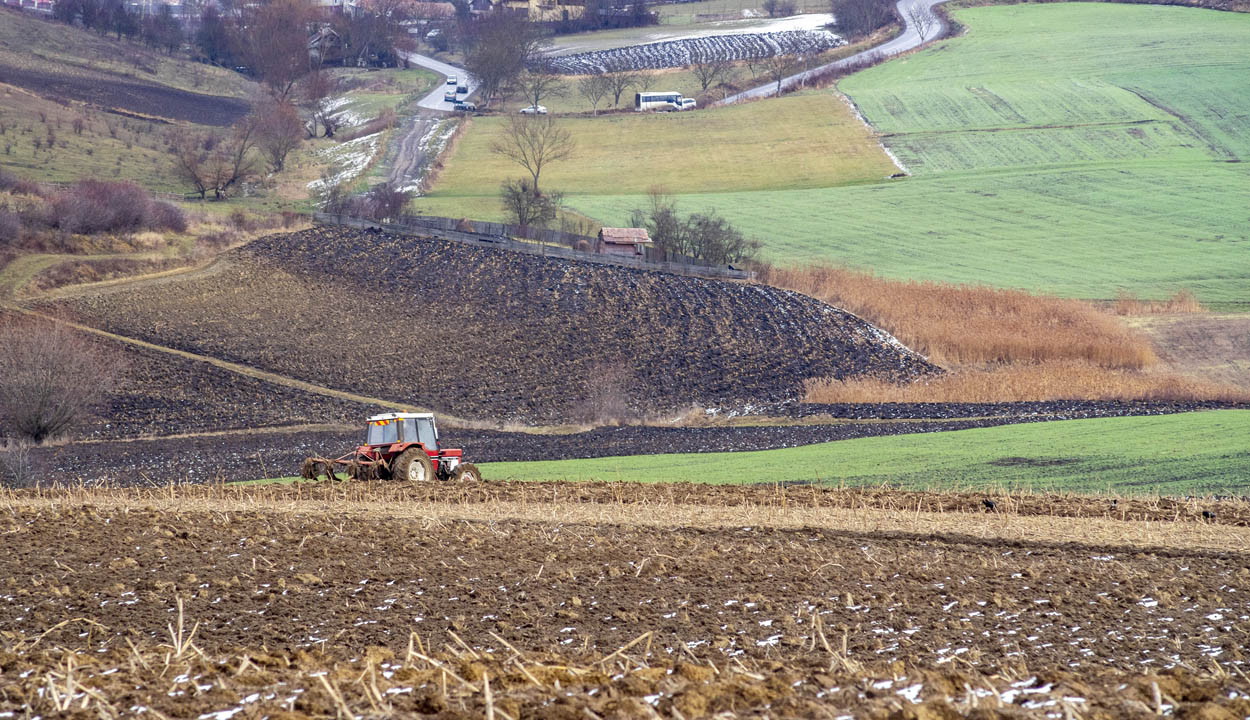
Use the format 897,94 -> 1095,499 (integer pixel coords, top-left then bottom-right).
366,420 -> 399,446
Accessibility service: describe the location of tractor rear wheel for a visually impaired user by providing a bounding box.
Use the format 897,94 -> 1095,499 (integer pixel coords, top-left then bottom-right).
452,462 -> 482,483
393,449 -> 436,483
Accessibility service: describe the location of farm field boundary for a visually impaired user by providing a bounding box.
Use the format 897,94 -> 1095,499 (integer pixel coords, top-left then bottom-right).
571,4 -> 1250,302
481,410 -> 1250,496
10,487 -> 1250,553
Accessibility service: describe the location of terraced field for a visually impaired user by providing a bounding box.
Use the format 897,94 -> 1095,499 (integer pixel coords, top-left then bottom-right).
567,4 -> 1250,302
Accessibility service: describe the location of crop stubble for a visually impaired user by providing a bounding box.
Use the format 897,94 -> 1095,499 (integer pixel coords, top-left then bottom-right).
2,483 -> 1248,718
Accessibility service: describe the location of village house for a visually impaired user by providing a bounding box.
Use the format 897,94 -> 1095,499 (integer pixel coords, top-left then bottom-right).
596,227 -> 652,258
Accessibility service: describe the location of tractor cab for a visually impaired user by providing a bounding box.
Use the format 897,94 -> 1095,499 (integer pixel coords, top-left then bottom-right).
365,413 -> 438,450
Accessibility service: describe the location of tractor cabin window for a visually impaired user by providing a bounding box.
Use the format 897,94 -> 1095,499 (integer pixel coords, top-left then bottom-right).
401,418 -> 417,443
367,420 -> 398,446
417,418 -> 438,450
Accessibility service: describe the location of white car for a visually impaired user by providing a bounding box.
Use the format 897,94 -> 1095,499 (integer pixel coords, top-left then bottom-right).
446,75 -> 457,85
519,105 -> 548,115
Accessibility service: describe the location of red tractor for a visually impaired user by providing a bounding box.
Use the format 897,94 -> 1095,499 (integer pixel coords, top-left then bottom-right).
301,413 -> 481,482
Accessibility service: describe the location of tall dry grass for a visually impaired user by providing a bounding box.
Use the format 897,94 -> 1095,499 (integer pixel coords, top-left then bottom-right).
760,264 -> 1158,369
805,360 -> 1250,404
1113,289 -> 1206,315
759,265 -> 1245,404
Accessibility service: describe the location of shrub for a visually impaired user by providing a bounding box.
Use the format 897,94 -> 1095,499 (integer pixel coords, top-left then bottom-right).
0,316 -> 122,444
0,211 -> 19,246
150,201 -> 188,233
830,0 -> 899,39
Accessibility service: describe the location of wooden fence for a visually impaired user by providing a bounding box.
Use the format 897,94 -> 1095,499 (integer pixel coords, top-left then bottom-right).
312,213 -> 755,281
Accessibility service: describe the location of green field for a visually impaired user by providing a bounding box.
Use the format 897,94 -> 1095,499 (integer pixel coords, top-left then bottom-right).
564,4 -> 1250,302
479,410 -> 1250,496
416,92 -> 896,218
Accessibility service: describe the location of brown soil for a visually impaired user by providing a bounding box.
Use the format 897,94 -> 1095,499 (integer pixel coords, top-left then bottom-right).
1129,313 -> 1250,391
2,484 -> 1247,718
39,226 -> 937,423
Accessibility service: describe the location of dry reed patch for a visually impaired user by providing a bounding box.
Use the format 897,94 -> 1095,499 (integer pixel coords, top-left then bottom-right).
805,360 -> 1250,404
1114,289 -> 1207,315
760,264 -> 1157,368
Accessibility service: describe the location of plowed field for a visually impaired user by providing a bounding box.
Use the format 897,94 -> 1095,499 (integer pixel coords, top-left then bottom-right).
40,227 -> 936,424
3,483 -> 1248,718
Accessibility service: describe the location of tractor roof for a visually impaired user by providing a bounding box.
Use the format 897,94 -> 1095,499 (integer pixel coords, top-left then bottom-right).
367,412 -> 435,422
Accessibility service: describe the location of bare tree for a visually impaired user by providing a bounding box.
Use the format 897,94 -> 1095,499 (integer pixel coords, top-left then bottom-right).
491,115 -> 574,192
636,70 -> 658,93
461,11 -> 546,107
0,317 -> 121,445
169,117 -> 259,200
500,178 -> 562,229
576,72 -> 612,115
830,0 -> 899,39
256,99 -> 304,172
299,71 -> 338,138
518,65 -> 566,110
689,55 -> 734,94
906,2 -> 937,41
605,70 -> 639,108
762,54 -> 797,96
236,0 -> 318,99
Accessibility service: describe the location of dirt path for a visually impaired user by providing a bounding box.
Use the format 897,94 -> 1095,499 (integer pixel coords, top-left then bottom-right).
0,251 -> 172,299
386,110 -> 447,189
1129,313 -> 1250,390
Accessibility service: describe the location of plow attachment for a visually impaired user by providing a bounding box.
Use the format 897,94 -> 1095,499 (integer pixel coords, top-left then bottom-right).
300,454 -> 386,482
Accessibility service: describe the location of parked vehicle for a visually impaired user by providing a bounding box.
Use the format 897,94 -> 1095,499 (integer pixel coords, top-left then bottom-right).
519,105 -> 548,114
456,83 -> 468,93
444,90 -> 458,102
453,100 -> 477,112
446,75 -> 457,85
635,91 -> 695,112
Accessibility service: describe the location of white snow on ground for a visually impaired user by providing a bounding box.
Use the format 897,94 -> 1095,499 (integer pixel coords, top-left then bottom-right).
307,132 -> 384,195
399,119 -> 459,195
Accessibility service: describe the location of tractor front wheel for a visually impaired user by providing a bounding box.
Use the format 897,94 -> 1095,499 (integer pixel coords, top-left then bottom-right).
393,449 -> 436,483
452,462 -> 482,483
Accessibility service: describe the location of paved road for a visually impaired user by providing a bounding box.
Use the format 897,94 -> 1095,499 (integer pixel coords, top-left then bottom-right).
405,52 -> 477,111
719,0 -> 950,105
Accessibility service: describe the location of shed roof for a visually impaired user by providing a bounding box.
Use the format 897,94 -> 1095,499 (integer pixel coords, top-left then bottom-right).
599,227 -> 652,244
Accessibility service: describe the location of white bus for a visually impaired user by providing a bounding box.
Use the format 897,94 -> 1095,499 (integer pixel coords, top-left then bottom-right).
635,91 -> 696,112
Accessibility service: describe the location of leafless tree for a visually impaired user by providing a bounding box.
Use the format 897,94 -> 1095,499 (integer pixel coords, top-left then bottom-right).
236,0 -> 317,99
169,116 -> 259,200
256,99 -> 304,172
636,70 -> 658,93
906,2 -> 937,41
299,71 -> 338,138
689,54 -> 734,93
762,54 -> 797,96
830,0 -> 899,39
461,11 -> 547,107
500,178 -> 562,229
576,72 -> 612,115
0,317 -> 121,445
491,115 -> 574,192
605,71 -> 640,108
518,65 -> 567,110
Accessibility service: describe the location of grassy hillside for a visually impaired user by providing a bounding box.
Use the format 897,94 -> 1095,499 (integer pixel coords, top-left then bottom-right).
0,10 -> 253,98
416,92 -> 897,218
483,410 -> 1250,496
567,4 -> 1250,302
573,163 -> 1250,300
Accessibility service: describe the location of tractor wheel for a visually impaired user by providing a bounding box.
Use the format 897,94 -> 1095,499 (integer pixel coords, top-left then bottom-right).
452,462 -> 482,483
392,449 -> 436,483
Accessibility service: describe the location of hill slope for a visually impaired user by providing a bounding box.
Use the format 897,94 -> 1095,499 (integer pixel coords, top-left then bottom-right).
44,227 -> 936,423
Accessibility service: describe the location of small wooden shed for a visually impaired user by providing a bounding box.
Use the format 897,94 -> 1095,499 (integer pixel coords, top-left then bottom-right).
597,227 -> 652,258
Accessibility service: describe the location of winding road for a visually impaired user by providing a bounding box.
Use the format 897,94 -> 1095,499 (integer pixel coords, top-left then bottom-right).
719,0 -> 950,104
387,3 -> 945,187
